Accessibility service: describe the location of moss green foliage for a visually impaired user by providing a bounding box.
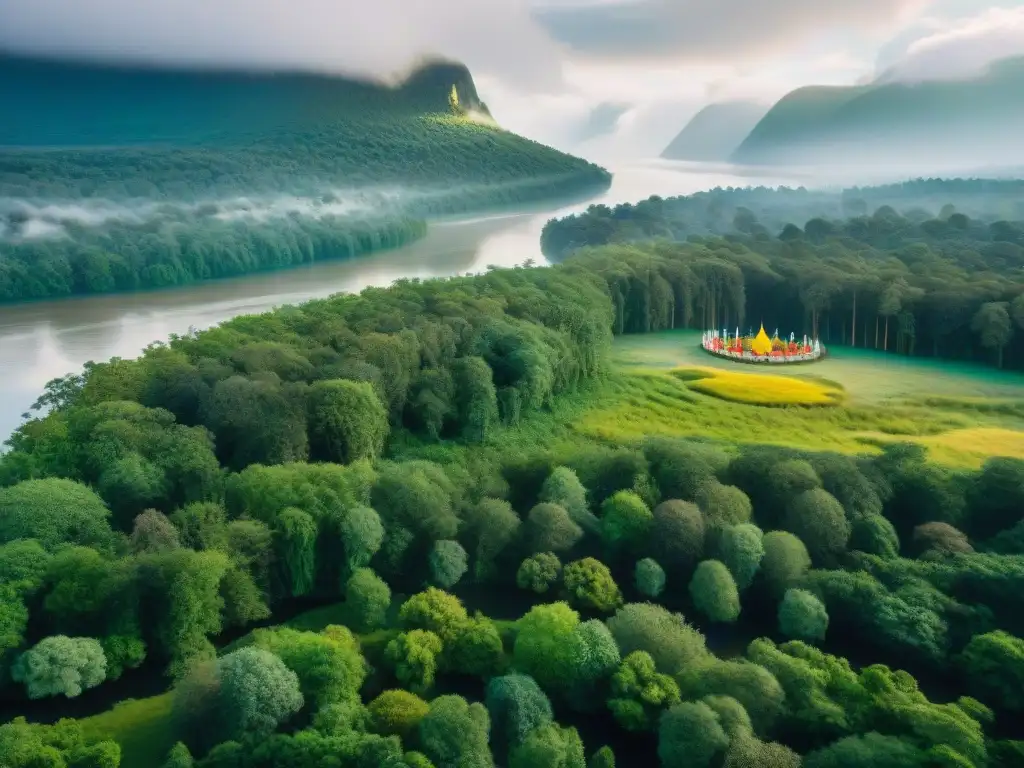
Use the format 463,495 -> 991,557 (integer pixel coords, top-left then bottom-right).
714,523 -> 764,590
606,603 -> 708,676
650,500 -> 706,574
760,531 -> 813,597
251,625 -> 365,708
0,479 -> 115,552
600,490 -> 653,556
517,553 -> 562,593
509,723 -> 586,768
485,673 -> 554,757
464,498 -> 521,582
429,540 -> 469,589
386,629 -> 444,695
216,647 -> 304,739
563,558 -> 623,613
307,379 -> 389,463
702,694 -> 753,738
778,588 -> 829,642
13,635 -> 107,699
0,717 -> 122,768
367,689 -> 430,739
588,746 -> 616,768
344,568 -> 391,632
399,588 -> 469,644
540,466 -> 599,533
960,630 -> 1024,713
608,651 -> 681,731
724,732 -> 801,768
418,694 -> 494,768
658,701 -> 730,768
689,560 -> 741,623
526,503 -> 584,554
634,558 -> 666,598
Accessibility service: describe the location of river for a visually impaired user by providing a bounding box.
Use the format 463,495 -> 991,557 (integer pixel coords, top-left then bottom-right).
0,161 -> 807,440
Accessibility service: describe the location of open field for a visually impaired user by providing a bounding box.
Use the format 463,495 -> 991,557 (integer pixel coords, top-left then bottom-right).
596,330 -> 1024,467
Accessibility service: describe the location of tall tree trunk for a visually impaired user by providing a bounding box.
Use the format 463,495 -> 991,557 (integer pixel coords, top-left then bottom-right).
851,291 -> 857,347
998,346 -> 1004,369
875,316 -> 879,349
884,316 -> 889,352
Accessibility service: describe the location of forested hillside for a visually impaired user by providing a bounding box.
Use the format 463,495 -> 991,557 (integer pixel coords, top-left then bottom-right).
3,218 -> 1024,767
541,180 -> 1024,369
732,56 -> 1024,168
0,54 -> 611,301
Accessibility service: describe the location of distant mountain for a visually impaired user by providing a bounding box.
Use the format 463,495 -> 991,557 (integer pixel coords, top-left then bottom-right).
571,102 -> 630,146
0,53 -> 611,302
661,101 -> 769,162
732,56 -> 1024,169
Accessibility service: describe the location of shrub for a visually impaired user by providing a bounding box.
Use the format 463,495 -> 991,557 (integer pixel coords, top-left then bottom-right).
778,588 -> 829,642
635,558 -> 666,598
517,553 -> 562,594
689,560 -> 741,623
563,558 -> 623,613
368,689 -> 430,739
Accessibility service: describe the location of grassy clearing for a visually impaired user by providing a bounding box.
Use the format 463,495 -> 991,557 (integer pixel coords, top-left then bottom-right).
858,427 -> 1024,469
79,693 -> 174,768
676,366 -> 843,406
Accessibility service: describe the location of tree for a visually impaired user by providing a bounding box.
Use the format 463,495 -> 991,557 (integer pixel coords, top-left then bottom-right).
601,491 -> 653,557
608,651 -> 681,731
783,488 -> 851,566
563,558 -> 623,613
163,742 -> 195,768
960,630 -> 1024,713
635,558 -> 666,598
464,498 -> 521,582
850,514 -> 900,558
399,588 -> 469,644
658,702 -> 729,768
449,84 -> 461,113
216,647 -> 304,738
0,478 -> 115,552
701,694 -> 752,738
307,379 -> 389,463
760,531 -> 812,597
589,746 -> 615,768
448,615 -> 505,679
130,509 -> 181,554
430,540 -> 469,589
418,694 -> 495,768
714,524 -> 764,590
512,602 -> 579,691
965,457 -> 1024,539
563,619 -> 621,710
540,467 -> 598,533
337,505 -> 385,578
724,732 -> 801,768
606,603 -> 708,676
803,733 -> 927,768
650,500 -> 706,574
276,507 -> 318,597
368,689 -> 430,739
345,568 -> 391,632
778,588 -> 829,642
971,301 -> 1013,368
485,674 -> 554,757
453,356 -> 499,443
677,658 -> 785,738
689,560 -> 741,623
695,482 -> 753,530
12,636 -> 107,699
525,503 -> 584,554
386,630 -> 444,694
517,553 -> 562,594
509,723 -> 586,768
912,522 -> 973,559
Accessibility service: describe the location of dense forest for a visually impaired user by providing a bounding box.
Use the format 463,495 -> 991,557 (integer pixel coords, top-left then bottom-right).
2,218 -> 1024,767
541,179 -> 1024,369
0,54 -> 611,301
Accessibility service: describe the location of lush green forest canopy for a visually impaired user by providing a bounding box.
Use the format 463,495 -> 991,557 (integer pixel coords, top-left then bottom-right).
541,179 -> 1024,370
0,54 -> 611,301
2,181 -> 1024,766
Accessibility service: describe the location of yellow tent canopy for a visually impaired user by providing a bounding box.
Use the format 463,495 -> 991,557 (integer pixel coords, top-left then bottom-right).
751,324 -> 773,355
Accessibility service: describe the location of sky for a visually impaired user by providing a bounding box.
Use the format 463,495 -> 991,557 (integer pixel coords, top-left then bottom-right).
1,0 -> 1023,159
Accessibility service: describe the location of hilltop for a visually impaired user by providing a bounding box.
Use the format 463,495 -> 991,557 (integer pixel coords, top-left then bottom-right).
0,53 -> 610,301
732,56 -> 1024,169
660,101 -> 768,162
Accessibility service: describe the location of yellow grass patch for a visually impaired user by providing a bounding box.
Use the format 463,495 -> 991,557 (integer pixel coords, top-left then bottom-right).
858,427 -> 1024,468
676,366 -> 843,407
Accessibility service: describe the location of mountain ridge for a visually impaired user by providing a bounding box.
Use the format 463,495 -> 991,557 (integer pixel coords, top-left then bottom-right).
731,55 -> 1024,169
660,100 -> 768,162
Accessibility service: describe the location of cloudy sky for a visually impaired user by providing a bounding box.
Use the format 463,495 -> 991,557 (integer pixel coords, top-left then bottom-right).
1,0 -> 1023,158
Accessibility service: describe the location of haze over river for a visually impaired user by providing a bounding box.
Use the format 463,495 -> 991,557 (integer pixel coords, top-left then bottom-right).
0,161 -> 816,440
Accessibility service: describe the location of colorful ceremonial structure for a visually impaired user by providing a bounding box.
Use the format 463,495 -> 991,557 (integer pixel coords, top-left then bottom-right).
701,324 -> 824,364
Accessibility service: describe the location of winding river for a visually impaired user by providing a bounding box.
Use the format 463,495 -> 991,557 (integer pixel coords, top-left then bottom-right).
0,161 -> 806,440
